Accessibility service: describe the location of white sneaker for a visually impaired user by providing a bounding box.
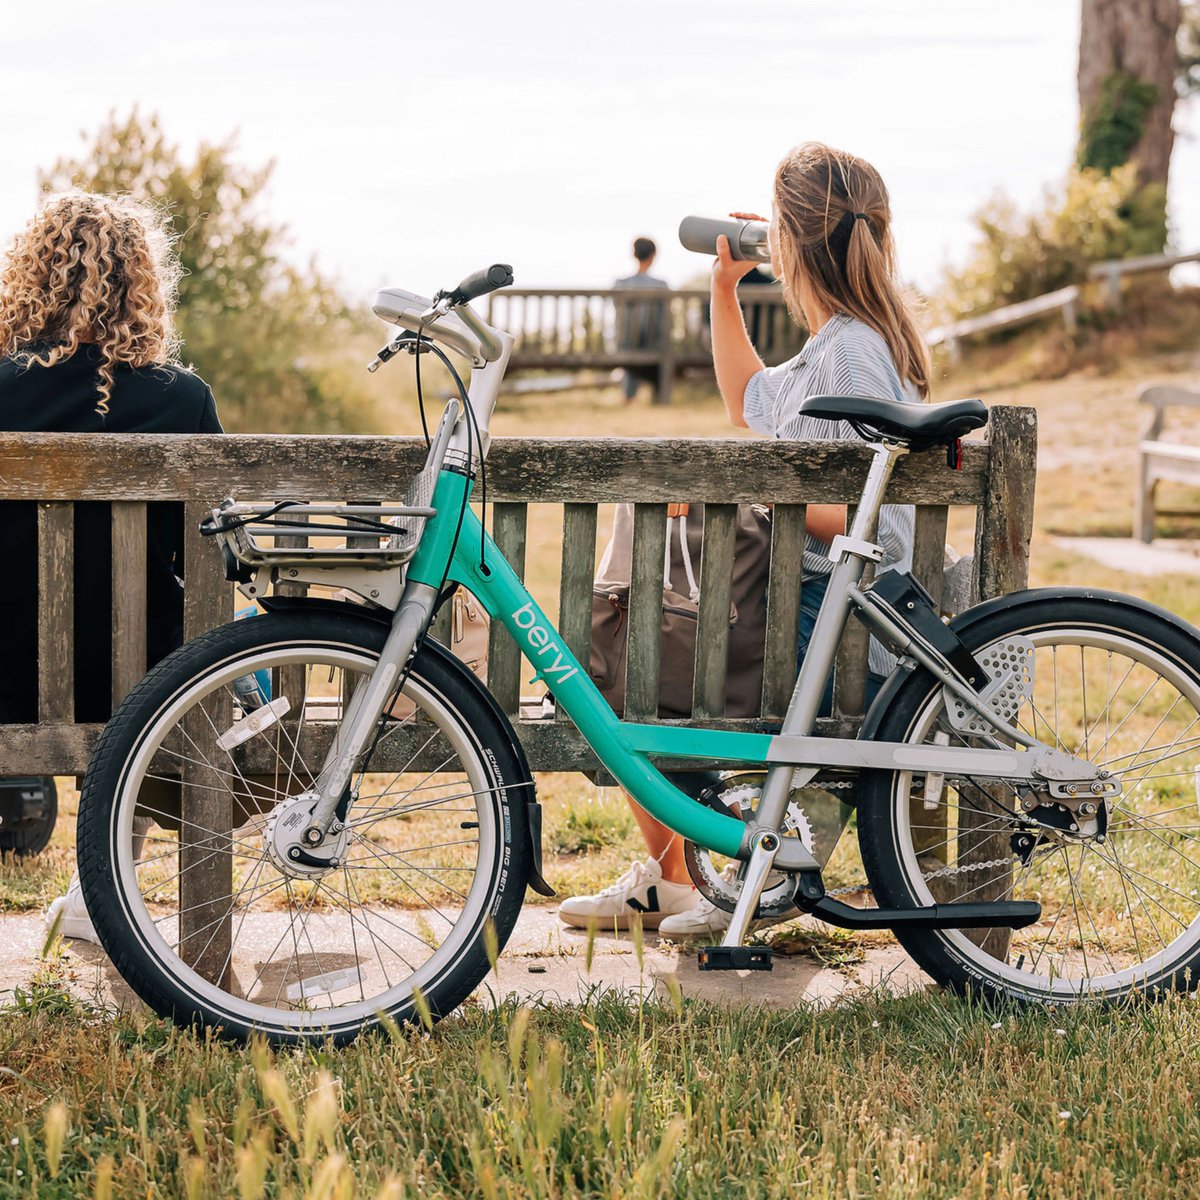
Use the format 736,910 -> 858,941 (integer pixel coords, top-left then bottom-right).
658,893 -> 733,939
557,858 -> 698,929
45,872 -> 99,945
658,864 -> 793,941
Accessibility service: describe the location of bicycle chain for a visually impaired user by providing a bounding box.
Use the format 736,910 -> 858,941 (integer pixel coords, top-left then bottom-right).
823,855 -> 1020,898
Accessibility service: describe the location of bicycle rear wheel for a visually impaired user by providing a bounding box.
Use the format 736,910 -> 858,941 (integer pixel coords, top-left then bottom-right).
858,595 -> 1200,1004
77,609 -> 533,1044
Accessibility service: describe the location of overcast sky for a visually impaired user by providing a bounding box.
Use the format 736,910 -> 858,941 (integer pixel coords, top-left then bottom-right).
1,0 -> 1196,301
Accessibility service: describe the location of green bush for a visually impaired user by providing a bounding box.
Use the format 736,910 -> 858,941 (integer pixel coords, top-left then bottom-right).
938,164 -> 1166,321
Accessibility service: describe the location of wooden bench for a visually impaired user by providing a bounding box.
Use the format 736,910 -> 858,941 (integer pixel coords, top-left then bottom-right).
1135,385 -> 1200,542
485,287 -> 803,406
0,406 -> 1036,778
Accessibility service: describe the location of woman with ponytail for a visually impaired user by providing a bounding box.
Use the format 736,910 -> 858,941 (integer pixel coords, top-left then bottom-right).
558,143 -> 930,939
0,192 -> 223,942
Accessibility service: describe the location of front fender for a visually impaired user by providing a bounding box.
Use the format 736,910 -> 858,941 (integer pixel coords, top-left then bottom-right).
258,594 -> 555,896
858,586 -> 1200,744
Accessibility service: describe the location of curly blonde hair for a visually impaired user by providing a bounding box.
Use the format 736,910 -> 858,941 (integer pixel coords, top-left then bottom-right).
0,192 -> 181,417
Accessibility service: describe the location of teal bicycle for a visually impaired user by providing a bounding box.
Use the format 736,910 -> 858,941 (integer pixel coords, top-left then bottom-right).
79,265 -> 1200,1042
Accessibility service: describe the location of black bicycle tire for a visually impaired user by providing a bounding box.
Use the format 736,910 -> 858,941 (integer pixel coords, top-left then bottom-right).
857,595 -> 1200,1005
77,609 -> 533,1044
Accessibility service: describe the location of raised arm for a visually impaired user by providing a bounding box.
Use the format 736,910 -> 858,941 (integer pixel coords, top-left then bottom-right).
710,235 -> 764,427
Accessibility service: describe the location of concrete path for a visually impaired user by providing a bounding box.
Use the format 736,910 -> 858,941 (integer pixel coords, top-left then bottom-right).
1052,534 -> 1200,578
0,905 -> 928,1017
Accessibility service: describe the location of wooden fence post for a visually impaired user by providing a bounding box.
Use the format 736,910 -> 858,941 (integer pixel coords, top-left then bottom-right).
965,405 -> 1038,959
179,503 -> 234,986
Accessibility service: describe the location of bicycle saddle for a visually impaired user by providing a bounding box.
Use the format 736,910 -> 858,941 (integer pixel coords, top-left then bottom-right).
799,394 -> 988,451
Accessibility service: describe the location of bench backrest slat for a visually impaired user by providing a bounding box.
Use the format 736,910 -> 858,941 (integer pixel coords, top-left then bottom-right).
37,501 -> 75,723
759,503 -> 807,721
624,503 -> 669,720
111,501 -> 149,708
691,503 -> 736,720
487,502 -> 528,717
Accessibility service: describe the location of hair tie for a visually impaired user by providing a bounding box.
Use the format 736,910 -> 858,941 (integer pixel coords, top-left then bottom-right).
853,212 -> 869,221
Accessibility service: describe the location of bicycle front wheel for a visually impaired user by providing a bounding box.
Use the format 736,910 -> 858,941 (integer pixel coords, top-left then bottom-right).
77,609 -> 533,1044
857,594 -> 1200,1005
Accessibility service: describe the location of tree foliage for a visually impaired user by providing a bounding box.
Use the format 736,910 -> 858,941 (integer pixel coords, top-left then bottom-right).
40,111 -> 379,433
1077,71 -> 1162,175
938,165 -> 1167,320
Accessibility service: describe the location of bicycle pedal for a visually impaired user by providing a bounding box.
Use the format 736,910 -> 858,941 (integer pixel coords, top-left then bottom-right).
697,946 -> 773,972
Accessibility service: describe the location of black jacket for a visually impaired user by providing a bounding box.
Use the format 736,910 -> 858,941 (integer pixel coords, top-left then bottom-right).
0,346 -> 222,723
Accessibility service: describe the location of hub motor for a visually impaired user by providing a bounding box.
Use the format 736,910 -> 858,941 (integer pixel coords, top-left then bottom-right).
266,794 -> 350,879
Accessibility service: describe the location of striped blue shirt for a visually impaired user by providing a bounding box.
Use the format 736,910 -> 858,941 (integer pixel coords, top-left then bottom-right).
743,312 -> 918,676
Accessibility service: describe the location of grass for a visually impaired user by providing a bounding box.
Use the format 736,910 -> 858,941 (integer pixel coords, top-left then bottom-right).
6,351 -> 1200,1197
4,986 -> 1200,1198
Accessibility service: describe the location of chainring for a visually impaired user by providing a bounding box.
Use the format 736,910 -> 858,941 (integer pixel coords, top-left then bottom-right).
682,773 -> 814,917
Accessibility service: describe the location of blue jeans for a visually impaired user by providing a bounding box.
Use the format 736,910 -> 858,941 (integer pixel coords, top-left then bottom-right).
797,574 -> 885,718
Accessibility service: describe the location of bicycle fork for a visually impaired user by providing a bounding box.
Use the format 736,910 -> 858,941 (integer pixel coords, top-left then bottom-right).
301,580 -> 440,847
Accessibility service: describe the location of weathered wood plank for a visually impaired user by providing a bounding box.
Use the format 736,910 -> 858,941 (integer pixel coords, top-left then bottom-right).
178,502 -> 235,984
761,504 -> 806,721
488,503 -> 527,716
974,407 -> 1038,599
833,507 -> 870,720
0,433 -> 989,505
911,505 -> 950,609
37,503 -> 74,723
0,711 -> 863,775
625,504 -> 668,719
183,502 -> 232,639
557,503 -> 598,723
692,504 -> 736,719
111,502 -> 148,708
272,512 -> 309,707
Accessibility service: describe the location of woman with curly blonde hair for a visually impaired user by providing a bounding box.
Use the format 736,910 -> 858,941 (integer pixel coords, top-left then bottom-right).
0,192 -> 222,941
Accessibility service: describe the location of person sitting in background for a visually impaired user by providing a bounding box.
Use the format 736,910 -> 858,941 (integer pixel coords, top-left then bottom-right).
0,191 -> 223,942
613,236 -> 669,403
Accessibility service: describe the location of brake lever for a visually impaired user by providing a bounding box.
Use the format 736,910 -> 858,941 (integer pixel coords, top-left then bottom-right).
366,335 -> 405,373
366,331 -> 434,373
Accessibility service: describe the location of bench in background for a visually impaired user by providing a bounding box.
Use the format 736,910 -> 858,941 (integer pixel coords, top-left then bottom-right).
1135,384 -> 1200,543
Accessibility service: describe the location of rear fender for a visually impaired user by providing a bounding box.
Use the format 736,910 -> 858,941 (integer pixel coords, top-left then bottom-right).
859,586 -> 1198,744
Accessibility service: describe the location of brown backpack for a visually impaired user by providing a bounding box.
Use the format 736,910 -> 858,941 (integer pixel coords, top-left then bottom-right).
589,503 -> 772,718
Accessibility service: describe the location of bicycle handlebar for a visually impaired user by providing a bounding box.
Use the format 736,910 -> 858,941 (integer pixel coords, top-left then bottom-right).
442,263 -> 514,306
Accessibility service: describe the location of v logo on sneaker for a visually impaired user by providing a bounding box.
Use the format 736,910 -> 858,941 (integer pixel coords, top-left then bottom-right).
626,886 -> 659,914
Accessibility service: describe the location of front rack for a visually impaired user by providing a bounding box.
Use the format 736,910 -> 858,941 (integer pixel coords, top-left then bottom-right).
201,496 -> 436,570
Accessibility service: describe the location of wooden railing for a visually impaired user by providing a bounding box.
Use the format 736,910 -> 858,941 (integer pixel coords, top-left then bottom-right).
1089,250 -> 1200,311
927,287 -> 1081,367
484,287 -> 803,405
0,407 -> 1036,777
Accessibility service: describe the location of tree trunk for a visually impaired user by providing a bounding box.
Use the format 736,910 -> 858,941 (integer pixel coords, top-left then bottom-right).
1078,0 -> 1181,188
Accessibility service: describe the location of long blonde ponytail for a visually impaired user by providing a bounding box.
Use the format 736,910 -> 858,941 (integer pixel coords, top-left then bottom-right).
772,142 -> 930,398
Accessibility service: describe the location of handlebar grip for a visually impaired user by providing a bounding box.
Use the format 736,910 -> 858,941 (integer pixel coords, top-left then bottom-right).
450,263 -> 514,304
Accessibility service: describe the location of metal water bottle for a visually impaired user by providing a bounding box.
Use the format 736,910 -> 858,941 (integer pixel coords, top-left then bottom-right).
678,215 -> 771,263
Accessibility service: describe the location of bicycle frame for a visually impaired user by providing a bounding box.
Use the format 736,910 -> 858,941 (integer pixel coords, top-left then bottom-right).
240,295 -> 1115,944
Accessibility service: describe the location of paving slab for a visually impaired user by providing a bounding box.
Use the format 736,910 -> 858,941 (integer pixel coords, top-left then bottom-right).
1051,535 -> 1200,578
0,903 -> 928,1020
